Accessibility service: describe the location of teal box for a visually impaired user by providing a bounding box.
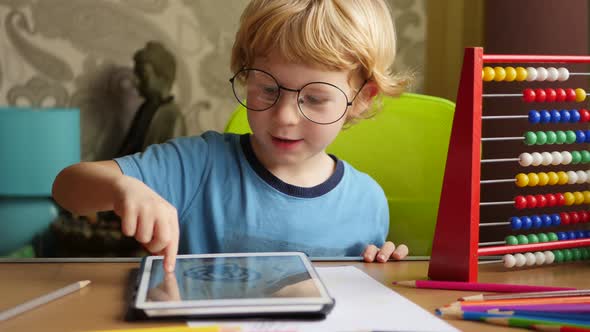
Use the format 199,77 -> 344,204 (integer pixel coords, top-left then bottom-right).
0,107 -> 80,196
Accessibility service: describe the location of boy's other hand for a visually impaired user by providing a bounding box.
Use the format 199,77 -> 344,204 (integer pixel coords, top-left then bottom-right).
363,242 -> 409,263
113,176 -> 179,272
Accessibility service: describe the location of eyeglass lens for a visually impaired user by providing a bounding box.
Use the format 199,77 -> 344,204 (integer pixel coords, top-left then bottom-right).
231,69 -> 349,124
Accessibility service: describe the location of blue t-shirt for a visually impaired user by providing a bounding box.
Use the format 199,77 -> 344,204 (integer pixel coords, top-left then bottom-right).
115,131 -> 388,257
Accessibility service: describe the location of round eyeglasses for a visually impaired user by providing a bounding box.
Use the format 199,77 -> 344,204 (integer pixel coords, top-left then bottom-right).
229,68 -> 366,125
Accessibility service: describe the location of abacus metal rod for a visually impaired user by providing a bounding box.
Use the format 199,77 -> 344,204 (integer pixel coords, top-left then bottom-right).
482,115 -> 528,120
480,201 -> 514,206
480,179 -> 514,184
479,222 -> 510,227
480,241 -> 506,247
481,158 -> 519,163
482,54 -> 590,62
481,137 -> 524,142
478,238 -> 590,256
482,94 -> 521,97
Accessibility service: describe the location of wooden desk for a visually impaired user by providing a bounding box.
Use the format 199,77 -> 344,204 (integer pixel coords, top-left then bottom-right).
1,260 -> 588,332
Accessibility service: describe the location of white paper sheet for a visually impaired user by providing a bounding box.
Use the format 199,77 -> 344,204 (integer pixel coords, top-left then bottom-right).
189,266 -> 458,332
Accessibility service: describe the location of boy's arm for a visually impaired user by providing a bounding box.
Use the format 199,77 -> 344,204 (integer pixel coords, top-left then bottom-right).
52,160 -> 124,216
52,160 -> 179,272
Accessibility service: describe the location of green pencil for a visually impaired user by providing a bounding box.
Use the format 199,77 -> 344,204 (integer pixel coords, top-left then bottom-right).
484,316 -> 590,329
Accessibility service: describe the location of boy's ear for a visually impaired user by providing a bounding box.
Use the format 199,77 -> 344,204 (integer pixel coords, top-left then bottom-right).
364,80 -> 378,99
349,80 -> 378,118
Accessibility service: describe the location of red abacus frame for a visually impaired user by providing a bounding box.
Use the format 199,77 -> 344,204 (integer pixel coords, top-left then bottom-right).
427,47 -> 590,282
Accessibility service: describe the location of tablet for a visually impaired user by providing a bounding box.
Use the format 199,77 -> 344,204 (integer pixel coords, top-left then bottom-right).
133,252 -> 335,319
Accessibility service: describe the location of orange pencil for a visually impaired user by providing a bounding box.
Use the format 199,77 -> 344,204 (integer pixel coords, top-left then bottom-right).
461,289 -> 590,302
450,296 -> 590,308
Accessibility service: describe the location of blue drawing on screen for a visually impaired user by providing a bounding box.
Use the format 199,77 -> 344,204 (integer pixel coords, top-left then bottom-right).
184,263 -> 261,282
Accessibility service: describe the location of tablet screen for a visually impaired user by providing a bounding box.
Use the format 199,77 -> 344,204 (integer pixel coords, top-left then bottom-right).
144,254 -> 322,302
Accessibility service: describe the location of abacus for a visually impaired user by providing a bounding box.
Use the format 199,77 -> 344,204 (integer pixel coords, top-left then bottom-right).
428,47 -> 590,282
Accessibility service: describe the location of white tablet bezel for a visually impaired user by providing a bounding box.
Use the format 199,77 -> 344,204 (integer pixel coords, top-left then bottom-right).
134,252 -> 334,310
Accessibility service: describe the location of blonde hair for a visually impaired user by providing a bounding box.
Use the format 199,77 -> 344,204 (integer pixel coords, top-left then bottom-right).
231,0 -> 410,124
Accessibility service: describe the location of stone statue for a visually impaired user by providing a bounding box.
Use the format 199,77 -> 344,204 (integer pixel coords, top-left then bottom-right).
117,41 -> 187,157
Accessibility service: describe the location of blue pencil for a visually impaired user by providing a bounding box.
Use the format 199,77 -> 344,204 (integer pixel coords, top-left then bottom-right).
489,310 -> 590,322
438,308 -> 590,327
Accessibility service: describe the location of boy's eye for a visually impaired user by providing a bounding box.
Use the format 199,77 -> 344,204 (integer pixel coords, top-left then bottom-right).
303,94 -> 330,105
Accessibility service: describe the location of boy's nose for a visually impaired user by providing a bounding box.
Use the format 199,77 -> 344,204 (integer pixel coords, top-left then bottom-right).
272,92 -> 302,125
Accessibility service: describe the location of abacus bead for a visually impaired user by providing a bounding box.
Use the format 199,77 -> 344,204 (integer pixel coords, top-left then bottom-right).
505,235 -> 518,245
539,110 -> 551,123
550,213 -> 561,226
521,216 -> 533,229
580,211 -> 589,222
555,131 -> 567,144
567,170 -> 578,184
527,173 -> 539,186
560,111 -> 571,123
545,131 -> 557,144
525,195 -> 537,208
570,110 -> 581,122
515,67 -> 528,81
544,251 -> 555,264
571,248 -> 581,261
557,171 -> 568,185
553,250 -> 564,263
584,191 -> 590,203
493,66 -> 506,81
575,88 -> 587,102
534,251 -> 546,265
550,109 -> 561,123
557,67 -> 570,81
578,231 -> 587,238
537,233 -> 549,242
582,249 -> 590,260
527,234 -> 539,243
535,88 -> 547,103
528,110 -> 541,124
581,150 -> 590,163
482,66 -> 495,81
537,172 -> 549,186
503,254 -> 516,268
504,67 -> 517,81
574,191 -> 585,205
546,67 -> 559,81
514,253 -> 527,266
536,67 -> 548,81
555,88 -> 567,101
524,252 -> 536,266
516,234 -> 529,244
561,151 -> 572,164
580,109 -> 590,122
557,231 -> 568,240
550,151 -> 562,165
544,89 -> 557,102
586,130 -> 590,143
531,215 -> 543,228
547,232 -> 558,241
535,195 -> 547,208
570,212 -> 580,224
524,131 -> 537,145
576,170 -> 587,183
547,173 -> 559,186
526,67 -> 538,81
523,88 -> 536,102
510,216 -> 522,230
571,151 -> 582,164
565,130 -> 577,144
564,192 -> 575,205
567,231 -> 577,239
541,152 -> 553,165
565,88 -> 576,101
519,153 -> 533,166
515,196 -> 527,209
560,212 -> 570,225
563,249 -> 573,261
515,173 -> 529,187
555,193 -> 566,205
541,215 -> 552,227
531,152 -> 543,166
575,130 -> 586,143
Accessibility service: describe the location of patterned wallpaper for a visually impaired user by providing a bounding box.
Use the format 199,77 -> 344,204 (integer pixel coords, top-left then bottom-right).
0,0 -> 425,161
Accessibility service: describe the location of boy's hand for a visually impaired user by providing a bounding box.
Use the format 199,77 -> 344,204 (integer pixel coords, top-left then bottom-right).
113,176 -> 179,272
363,242 -> 409,263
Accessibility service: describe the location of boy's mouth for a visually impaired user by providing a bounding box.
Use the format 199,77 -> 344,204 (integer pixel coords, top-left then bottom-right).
271,136 -> 303,149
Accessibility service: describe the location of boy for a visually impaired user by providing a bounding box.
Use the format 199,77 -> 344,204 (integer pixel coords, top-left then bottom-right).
52,0 -> 409,272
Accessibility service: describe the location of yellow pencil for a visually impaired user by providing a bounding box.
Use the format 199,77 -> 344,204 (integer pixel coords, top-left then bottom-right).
0,280 -> 91,321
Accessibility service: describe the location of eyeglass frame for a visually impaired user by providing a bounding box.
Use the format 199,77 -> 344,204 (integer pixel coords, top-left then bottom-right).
229,68 -> 367,125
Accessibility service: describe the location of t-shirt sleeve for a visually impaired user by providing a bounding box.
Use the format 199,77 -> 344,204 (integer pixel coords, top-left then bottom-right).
114,134 -> 211,217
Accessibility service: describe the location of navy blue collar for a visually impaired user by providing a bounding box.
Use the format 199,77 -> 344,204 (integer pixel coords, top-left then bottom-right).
240,134 -> 344,198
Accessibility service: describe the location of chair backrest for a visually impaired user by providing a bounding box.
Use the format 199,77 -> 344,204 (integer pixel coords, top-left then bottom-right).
224,93 -> 455,255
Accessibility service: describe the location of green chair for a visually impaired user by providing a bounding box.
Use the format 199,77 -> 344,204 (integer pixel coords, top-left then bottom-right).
224,93 -> 455,255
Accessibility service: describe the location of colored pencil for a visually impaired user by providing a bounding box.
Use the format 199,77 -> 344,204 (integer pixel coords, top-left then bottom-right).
450,303 -> 590,313
449,296 -> 590,307
394,280 -> 575,292
437,308 -> 590,327
461,289 -> 590,302
483,316 -> 590,329
488,309 -> 590,322
0,280 -> 90,321
532,324 -> 590,331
